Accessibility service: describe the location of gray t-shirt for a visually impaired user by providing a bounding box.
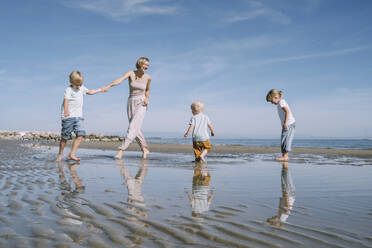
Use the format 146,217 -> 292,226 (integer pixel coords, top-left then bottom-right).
61,85 -> 88,119
189,113 -> 211,142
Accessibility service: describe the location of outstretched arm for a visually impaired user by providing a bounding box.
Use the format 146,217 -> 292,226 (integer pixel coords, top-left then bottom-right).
184,124 -> 194,138
87,88 -> 103,95
143,77 -> 151,106
208,123 -> 215,136
102,70 -> 132,92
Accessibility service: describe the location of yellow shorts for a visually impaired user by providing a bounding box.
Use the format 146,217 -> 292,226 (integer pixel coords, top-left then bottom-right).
193,140 -> 211,159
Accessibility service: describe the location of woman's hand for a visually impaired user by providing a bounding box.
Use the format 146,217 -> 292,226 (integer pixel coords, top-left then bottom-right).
142,99 -> 149,106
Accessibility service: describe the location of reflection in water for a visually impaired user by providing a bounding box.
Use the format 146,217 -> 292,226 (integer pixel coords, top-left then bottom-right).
117,159 -> 148,218
185,162 -> 214,217
267,162 -> 296,226
57,161 -> 85,224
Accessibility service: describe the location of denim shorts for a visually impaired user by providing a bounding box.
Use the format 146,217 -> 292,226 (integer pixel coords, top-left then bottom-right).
61,117 -> 86,140
281,123 -> 296,153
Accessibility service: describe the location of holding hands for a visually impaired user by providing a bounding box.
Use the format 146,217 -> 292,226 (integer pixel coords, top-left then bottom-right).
101,85 -> 110,92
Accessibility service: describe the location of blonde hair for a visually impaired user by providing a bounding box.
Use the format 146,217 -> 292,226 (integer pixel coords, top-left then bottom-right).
69,71 -> 84,86
136,57 -> 150,69
266,89 -> 283,102
191,101 -> 204,114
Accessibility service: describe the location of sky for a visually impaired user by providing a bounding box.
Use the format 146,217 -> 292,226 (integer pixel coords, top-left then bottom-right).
0,0 -> 371,138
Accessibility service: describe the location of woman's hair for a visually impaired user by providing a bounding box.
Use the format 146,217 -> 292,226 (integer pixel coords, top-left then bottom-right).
136,57 -> 150,69
191,101 -> 204,114
266,89 -> 283,102
69,70 -> 84,85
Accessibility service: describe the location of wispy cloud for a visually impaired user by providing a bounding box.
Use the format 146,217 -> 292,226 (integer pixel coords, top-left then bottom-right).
252,47 -> 364,66
224,1 -> 291,25
59,0 -> 178,21
0,70 -> 6,75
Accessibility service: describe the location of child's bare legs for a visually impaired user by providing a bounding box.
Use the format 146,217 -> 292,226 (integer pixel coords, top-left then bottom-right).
68,136 -> 83,161
57,139 -> 67,161
199,149 -> 209,162
276,152 -> 289,161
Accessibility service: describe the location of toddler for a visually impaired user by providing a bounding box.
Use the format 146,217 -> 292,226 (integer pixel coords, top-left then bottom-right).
184,101 -> 215,162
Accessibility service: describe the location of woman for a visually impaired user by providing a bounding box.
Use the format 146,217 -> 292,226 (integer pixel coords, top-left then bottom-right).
103,57 -> 151,159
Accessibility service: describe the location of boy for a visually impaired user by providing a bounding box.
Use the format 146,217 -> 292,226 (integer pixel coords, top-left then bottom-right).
266,89 -> 296,161
184,101 -> 215,162
56,71 -> 104,161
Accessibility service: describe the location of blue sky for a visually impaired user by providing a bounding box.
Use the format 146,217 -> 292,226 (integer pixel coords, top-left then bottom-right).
1,0 -> 371,138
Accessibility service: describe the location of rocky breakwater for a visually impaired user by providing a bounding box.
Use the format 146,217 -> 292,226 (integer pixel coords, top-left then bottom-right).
0,131 -> 124,142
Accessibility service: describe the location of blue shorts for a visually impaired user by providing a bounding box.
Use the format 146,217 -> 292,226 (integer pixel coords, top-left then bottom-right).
61,117 -> 86,140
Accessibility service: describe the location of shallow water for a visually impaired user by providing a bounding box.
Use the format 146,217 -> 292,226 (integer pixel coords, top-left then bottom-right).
1,140 -> 372,247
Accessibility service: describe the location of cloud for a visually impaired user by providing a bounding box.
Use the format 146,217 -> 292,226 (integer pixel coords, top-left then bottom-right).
59,0 -> 178,21
224,1 -> 291,25
251,47 -> 364,66
0,70 -> 6,74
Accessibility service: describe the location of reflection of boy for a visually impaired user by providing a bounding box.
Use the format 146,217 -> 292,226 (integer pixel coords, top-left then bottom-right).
185,164 -> 214,216
267,162 -> 295,226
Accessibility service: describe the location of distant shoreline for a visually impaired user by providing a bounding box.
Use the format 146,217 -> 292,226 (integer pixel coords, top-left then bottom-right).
44,140 -> 372,158
1,131 -> 372,158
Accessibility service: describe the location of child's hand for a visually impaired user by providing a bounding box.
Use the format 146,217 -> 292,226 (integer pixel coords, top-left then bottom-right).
142,99 -> 149,106
282,123 -> 287,130
184,133 -> 188,138
211,131 -> 215,136
64,112 -> 70,117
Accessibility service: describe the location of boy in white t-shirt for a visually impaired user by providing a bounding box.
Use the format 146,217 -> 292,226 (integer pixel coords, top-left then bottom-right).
184,101 -> 215,162
266,89 -> 296,161
56,71 -> 105,161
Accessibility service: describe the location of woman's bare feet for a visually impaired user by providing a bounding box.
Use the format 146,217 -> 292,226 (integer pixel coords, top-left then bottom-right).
56,155 -> 63,162
67,155 -> 81,161
142,148 -> 150,159
199,155 -> 206,162
114,150 -> 124,159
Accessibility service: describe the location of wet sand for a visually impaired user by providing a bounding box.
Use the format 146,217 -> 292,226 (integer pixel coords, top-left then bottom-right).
46,140 -> 372,158
1,139 -> 372,247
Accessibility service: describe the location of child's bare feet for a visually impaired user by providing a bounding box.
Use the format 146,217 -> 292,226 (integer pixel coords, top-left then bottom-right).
56,155 -> 63,162
114,150 -> 124,159
142,148 -> 150,159
275,156 -> 289,162
67,155 -> 81,161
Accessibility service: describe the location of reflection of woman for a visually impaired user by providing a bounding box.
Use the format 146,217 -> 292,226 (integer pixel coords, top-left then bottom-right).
267,162 -> 295,226
103,57 -> 151,159
117,160 -> 148,218
185,163 -> 214,217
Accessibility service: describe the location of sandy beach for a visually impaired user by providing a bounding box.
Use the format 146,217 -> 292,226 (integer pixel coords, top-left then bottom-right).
47,140 -> 372,158
1,139 -> 372,247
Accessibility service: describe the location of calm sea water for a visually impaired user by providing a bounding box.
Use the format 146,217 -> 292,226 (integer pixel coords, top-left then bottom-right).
1,140 -> 372,247
146,138 -> 372,150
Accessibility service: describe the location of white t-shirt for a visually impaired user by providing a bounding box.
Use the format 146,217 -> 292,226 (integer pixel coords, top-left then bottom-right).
191,186 -> 211,214
189,113 -> 211,142
277,99 -> 295,126
61,85 -> 88,119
